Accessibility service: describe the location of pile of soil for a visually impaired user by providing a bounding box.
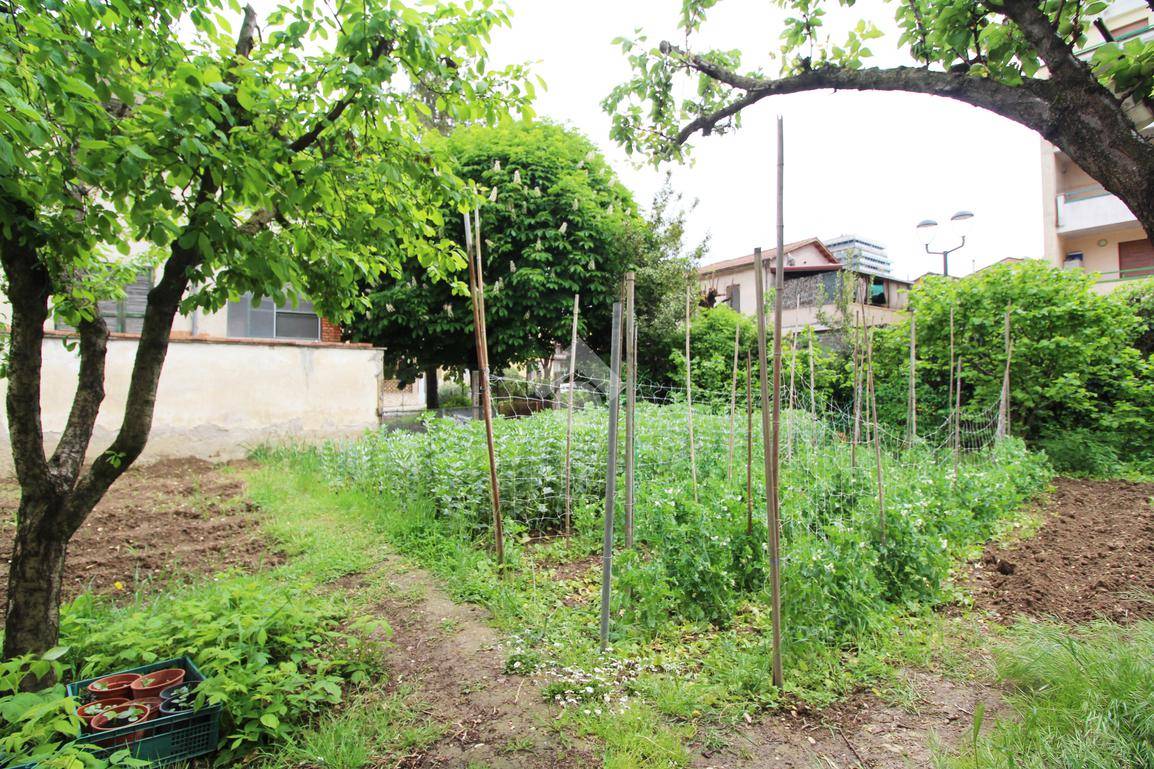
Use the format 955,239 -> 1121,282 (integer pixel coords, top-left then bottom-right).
0,458 -> 278,613
970,477 -> 1154,623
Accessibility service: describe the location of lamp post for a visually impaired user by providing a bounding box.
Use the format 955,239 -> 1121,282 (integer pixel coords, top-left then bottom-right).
916,210 -> 974,277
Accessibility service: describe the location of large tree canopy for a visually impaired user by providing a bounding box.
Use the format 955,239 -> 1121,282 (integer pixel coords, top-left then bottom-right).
349,121 -> 641,405
604,0 -> 1154,240
0,0 -> 531,662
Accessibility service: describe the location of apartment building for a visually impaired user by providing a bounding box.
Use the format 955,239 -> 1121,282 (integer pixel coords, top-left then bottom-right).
698,237 -> 911,333
1041,0 -> 1154,291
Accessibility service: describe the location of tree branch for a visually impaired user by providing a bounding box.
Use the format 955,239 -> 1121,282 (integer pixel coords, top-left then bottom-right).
663,46 -> 1058,146
47,316 -> 109,483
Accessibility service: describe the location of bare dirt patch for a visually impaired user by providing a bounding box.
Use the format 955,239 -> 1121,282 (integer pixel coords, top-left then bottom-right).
369,556 -> 596,768
694,670 -> 1001,768
969,477 -> 1154,623
0,457 -> 278,613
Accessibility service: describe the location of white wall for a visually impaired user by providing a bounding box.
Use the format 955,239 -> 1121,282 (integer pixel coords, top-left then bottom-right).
2,335 -> 387,471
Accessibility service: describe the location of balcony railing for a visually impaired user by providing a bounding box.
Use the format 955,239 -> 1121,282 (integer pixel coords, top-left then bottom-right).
1056,185 -> 1136,233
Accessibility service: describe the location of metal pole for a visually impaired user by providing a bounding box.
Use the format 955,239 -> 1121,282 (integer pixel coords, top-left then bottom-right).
598,301 -> 624,651
685,283 -> 698,502
624,273 -> 636,548
563,293 -> 580,537
728,325 -> 741,482
465,209 -> 504,566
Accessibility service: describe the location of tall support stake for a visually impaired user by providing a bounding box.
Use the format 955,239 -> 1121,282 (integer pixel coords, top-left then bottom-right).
465,210 -> 504,566
768,116 -> 787,689
786,324 -> 798,461
867,328 -> 886,545
727,325 -> 741,482
953,355 -> 963,482
948,304 -> 955,448
624,273 -> 637,548
908,311 -> 917,447
563,293 -> 580,538
745,350 -> 754,534
851,320 -> 863,467
997,304 -> 1013,440
598,301 -> 624,651
807,329 -> 817,415
685,283 -> 699,502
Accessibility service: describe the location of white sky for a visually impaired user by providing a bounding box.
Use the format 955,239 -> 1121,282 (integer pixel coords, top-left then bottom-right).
487,0 -> 1045,278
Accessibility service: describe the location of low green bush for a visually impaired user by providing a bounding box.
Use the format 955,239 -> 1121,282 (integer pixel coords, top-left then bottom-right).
61,576 -> 386,763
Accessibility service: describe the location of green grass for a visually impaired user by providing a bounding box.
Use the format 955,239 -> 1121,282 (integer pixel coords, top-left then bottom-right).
939,619 -> 1154,768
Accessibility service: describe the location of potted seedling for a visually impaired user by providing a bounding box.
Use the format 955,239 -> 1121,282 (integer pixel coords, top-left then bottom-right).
87,673 -> 140,701
158,683 -> 196,715
130,668 -> 185,699
90,702 -> 153,746
77,698 -> 127,730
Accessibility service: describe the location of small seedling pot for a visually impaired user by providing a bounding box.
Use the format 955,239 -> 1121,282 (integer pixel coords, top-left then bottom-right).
77,698 -> 127,729
90,702 -> 153,746
158,695 -> 193,715
130,668 -> 185,699
87,673 -> 140,701
159,682 -> 194,701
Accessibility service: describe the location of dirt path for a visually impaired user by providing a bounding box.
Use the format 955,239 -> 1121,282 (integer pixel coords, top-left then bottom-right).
370,557 -> 597,768
0,458 -> 276,613
969,477 -> 1154,623
693,670 -> 1000,769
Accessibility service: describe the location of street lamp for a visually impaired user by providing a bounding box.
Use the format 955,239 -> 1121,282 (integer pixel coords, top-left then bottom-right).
917,210 -> 974,277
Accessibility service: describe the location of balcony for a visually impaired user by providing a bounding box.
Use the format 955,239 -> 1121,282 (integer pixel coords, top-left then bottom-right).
1056,185 -> 1137,235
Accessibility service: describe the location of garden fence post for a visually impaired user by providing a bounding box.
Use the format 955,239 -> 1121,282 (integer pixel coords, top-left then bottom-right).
867,327 -> 886,545
746,350 -> 753,535
768,116 -> 786,689
599,300 -> 624,651
685,282 -> 698,502
997,304 -> 1012,440
465,209 -> 504,567
954,355 -> 963,484
908,311 -> 917,447
563,293 -> 580,538
625,272 -> 637,549
728,325 -> 741,483
948,303 -> 956,452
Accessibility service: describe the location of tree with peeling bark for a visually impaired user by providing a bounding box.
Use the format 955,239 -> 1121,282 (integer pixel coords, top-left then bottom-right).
604,0 -> 1154,241
0,0 -> 532,666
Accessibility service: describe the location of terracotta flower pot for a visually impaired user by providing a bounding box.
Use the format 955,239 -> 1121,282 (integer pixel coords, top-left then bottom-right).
77,698 -> 127,729
90,702 -> 153,746
130,668 -> 185,699
87,673 -> 140,701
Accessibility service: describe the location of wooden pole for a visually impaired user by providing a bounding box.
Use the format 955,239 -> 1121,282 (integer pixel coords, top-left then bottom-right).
685,283 -> 698,502
867,328 -> 886,545
465,209 -> 504,566
563,293 -> 580,538
624,273 -> 637,548
908,311 -> 917,447
727,325 -> 741,483
599,301 -> 624,651
745,350 -> 753,535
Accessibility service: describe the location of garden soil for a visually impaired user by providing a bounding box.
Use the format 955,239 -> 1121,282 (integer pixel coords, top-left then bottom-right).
365,555 -> 598,769
0,457 -> 277,614
969,477 -> 1154,623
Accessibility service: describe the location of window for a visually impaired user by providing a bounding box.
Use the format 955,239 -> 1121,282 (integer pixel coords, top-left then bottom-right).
725,283 -> 741,312
1119,239 -> 1154,280
226,293 -> 320,340
55,270 -> 152,333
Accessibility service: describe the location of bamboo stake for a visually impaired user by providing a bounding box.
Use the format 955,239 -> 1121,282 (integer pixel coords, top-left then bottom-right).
746,350 -> 753,535
807,329 -> 817,414
867,328 -> 886,545
851,320 -> 862,467
685,283 -> 698,502
998,304 -> 1012,440
948,303 -> 955,449
786,322 -> 798,461
954,355 -> 963,483
625,273 -> 637,549
728,325 -> 741,483
599,301 -> 624,651
908,311 -> 917,446
465,209 -> 504,566
563,293 -> 580,538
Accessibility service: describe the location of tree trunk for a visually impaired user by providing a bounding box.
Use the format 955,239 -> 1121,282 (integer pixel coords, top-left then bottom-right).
425,366 -> 439,410
3,497 -> 69,665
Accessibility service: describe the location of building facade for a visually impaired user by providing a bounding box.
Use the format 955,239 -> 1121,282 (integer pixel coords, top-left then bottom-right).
825,235 -> 895,277
1040,0 -> 1154,292
698,238 -> 912,333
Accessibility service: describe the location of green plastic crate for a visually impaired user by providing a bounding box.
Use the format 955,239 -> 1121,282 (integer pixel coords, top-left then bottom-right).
63,656 -> 221,768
